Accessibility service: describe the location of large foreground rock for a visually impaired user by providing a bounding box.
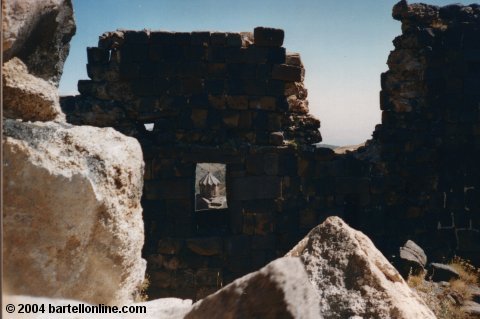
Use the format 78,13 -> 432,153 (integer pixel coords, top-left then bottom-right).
287,216 -> 436,319
2,0 -> 76,85
3,58 -> 64,121
3,295 -> 193,319
3,119 -> 146,305
185,257 -> 321,319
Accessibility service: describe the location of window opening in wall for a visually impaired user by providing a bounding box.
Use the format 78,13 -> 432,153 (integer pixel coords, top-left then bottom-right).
195,163 -> 227,211
144,123 -> 154,131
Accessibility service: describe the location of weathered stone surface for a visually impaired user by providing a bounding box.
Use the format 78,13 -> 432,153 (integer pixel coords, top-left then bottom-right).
287,216 -> 436,319
285,82 -> 307,99
398,240 -> 427,278
272,64 -> 304,82
254,27 -> 284,47
2,0 -> 76,85
63,27 -> 319,150
3,58 -> 64,121
185,257 -> 321,319
285,52 -> 303,67
3,295 -> 193,319
3,119 -> 146,305
287,95 -> 309,114
366,1 -> 480,265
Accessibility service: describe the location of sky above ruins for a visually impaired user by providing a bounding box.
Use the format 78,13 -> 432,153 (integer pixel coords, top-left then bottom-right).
60,0 -> 474,146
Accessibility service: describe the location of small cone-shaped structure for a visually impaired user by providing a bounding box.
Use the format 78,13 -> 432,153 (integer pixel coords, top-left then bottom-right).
199,172 -> 220,199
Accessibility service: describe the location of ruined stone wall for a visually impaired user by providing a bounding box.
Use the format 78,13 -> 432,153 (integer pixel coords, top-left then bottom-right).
62,27 -> 320,146
364,1 -> 480,263
61,1 -> 480,299
61,27 -> 330,299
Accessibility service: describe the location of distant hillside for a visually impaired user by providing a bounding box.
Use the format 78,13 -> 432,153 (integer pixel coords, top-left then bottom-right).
333,143 -> 366,154
316,143 -> 339,149
316,143 -> 366,154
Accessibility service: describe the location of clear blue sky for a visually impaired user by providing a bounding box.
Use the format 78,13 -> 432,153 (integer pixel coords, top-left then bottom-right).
60,0 -> 473,146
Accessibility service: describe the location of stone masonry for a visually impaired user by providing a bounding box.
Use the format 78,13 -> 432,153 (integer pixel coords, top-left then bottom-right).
63,27 -> 320,146
365,1 -> 480,263
61,27 -> 327,299
61,1 -> 480,300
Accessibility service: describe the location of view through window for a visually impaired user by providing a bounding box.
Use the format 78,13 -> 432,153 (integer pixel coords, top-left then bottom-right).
195,163 -> 227,211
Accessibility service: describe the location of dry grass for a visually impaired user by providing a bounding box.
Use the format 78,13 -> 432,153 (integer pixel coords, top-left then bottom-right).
407,257 -> 480,319
450,279 -> 472,302
407,269 -> 426,288
450,256 -> 480,286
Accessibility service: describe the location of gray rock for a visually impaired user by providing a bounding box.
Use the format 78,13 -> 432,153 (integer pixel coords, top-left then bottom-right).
401,240 -> 427,267
2,0 -> 76,85
185,257 -> 322,319
287,216 -> 436,319
253,27 -> 284,47
3,120 -> 146,305
398,240 -> 427,278
428,263 -> 460,282
3,58 -> 64,121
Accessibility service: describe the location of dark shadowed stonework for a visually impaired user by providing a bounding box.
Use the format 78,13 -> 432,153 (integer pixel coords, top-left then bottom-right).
368,0 -> 480,265
61,1 -> 480,300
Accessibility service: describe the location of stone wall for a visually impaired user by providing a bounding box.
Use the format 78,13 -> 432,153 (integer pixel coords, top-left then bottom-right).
62,27 -> 320,146
61,1 -> 480,300
364,1 -> 480,264
61,27 -> 329,299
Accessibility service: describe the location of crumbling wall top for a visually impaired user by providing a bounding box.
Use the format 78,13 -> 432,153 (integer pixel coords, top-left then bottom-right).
66,26 -> 322,147
393,0 -> 480,28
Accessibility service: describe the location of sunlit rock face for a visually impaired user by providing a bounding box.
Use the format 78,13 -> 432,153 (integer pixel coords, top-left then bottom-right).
287,216 -> 436,319
3,57 -> 64,121
3,120 -> 146,305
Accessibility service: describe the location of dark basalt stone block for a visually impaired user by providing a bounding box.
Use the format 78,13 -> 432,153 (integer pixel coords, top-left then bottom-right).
226,33 -> 242,47
150,31 -> 175,46
174,32 -> 191,46
123,30 -> 149,44
254,27 -> 285,47
191,31 -> 211,46
272,64 -> 304,82
87,47 -> 110,64
211,32 -> 227,46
